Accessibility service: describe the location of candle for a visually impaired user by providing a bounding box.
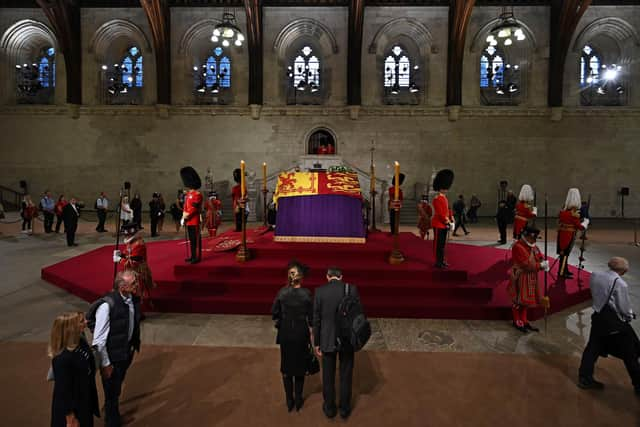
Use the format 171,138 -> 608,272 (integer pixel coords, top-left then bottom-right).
262,162 -> 267,191
240,160 -> 246,198
394,161 -> 400,201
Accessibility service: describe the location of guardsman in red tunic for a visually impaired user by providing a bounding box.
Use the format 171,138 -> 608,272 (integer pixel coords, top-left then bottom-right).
513,184 -> 537,239
557,188 -> 589,278
417,194 -> 433,240
509,225 -> 549,333
203,191 -> 223,237
388,173 -> 405,234
232,168 -> 243,232
113,222 -> 155,302
431,169 -> 455,268
181,166 -> 203,264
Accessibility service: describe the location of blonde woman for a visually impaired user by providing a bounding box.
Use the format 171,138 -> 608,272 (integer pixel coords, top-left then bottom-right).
120,196 -> 133,226
49,312 -> 99,427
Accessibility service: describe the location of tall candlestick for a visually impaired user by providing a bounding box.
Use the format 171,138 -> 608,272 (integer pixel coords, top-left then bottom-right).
240,160 -> 246,198
370,163 -> 375,193
262,162 -> 267,191
394,161 -> 400,201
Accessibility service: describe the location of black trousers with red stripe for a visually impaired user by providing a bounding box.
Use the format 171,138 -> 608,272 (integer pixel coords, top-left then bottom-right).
433,227 -> 448,265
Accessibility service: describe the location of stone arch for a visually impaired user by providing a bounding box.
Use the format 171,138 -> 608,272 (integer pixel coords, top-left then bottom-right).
469,18 -> 538,53
273,18 -> 339,61
89,19 -> 152,63
572,17 -> 640,64
304,125 -> 338,155
178,19 -> 222,56
0,19 -> 57,62
368,18 -> 433,56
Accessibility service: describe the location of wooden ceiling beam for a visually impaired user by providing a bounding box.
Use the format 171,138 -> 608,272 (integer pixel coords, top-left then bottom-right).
141,0 -> 172,105
243,0 -> 263,105
547,0 -> 590,107
446,0 -> 475,106
347,0 -> 365,105
36,0 -> 82,105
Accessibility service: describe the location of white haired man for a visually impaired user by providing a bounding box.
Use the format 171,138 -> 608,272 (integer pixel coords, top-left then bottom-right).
556,188 -> 589,278
578,257 -> 640,393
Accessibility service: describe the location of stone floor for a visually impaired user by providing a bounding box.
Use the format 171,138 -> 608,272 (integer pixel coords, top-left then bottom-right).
1,213 -> 639,357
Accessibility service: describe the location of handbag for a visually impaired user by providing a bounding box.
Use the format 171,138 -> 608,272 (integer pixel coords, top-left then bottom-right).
593,278 -> 627,335
306,344 -> 320,376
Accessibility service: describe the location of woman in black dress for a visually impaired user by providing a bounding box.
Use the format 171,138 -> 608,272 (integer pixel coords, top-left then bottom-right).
49,312 -> 99,427
272,260 -> 313,412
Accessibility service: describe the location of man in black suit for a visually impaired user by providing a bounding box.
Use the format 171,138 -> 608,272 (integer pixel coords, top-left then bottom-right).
313,267 -> 360,419
62,197 -> 80,246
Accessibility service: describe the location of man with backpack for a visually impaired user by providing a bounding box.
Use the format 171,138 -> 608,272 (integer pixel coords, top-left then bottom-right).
88,270 -> 141,427
313,267 -> 370,420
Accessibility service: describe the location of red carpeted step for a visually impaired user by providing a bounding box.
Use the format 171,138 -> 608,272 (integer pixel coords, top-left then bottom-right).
40,231 -> 592,321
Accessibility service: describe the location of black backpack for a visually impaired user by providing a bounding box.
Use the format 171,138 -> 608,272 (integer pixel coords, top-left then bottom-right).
86,294 -> 115,332
335,283 -> 371,352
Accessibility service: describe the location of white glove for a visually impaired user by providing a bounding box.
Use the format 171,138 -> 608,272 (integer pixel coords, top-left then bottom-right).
532,207 -> 538,216
581,219 -> 589,230
112,250 -> 121,263
180,218 -> 185,226
540,260 -> 550,272
450,221 -> 455,230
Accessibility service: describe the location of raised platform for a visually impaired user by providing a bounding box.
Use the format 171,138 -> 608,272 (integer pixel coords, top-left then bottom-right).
41,230 -> 591,320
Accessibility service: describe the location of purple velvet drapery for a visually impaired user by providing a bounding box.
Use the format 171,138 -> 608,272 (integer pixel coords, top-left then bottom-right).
275,195 -> 366,238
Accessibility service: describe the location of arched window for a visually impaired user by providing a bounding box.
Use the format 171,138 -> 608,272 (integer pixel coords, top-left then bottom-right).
307,129 -> 336,155
579,45 -> 600,87
193,46 -> 232,104
382,45 -> 420,104
288,46 -> 320,93
121,46 -> 143,88
38,47 -> 55,88
384,45 -> 414,90
579,44 -> 625,106
479,46 -> 504,89
479,44 -> 520,105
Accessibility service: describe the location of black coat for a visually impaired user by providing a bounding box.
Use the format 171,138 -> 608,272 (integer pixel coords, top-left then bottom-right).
51,339 -> 99,427
313,279 -> 360,353
272,287 -> 312,344
62,204 -> 79,229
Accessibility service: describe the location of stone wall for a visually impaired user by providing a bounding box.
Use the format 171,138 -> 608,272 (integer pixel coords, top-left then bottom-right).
0,6 -> 639,218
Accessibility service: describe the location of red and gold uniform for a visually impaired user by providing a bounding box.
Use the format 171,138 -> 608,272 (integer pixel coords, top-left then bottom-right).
417,198 -> 433,240
204,197 -> 222,237
556,208 -> 585,277
183,190 -> 203,226
431,192 -> 453,267
119,238 -> 154,299
509,235 -> 545,331
513,201 -> 536,239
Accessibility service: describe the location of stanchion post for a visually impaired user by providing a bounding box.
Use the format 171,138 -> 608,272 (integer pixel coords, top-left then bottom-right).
236,160 -> 250,262
388,161 -> 404,264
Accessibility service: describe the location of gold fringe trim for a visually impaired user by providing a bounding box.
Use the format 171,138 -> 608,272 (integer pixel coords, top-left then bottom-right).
274,235 -> 366,244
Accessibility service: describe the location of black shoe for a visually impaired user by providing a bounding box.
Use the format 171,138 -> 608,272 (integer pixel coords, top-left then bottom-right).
286,399 -> 294,413
524,323 -> 540,332
512,322 -> 528,333
185,258 -> 192,262
339,408 -> 351,419
189,258 -> 200,264
578,376 -> 604,390
442,261 -> 449,267
464,232 -> 470,235
434,262 -> 446,269
498,240 -> 507,244
323,403 -> 337,419
295,398 -> 304,411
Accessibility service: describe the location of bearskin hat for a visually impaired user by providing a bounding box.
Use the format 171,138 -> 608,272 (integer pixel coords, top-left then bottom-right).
121,222 -> 142,243
521,225 -> 541,238
391,173 -> 406,186
180,166 -> 202,190
233,168 -> 242,184
433,169 -> 454,191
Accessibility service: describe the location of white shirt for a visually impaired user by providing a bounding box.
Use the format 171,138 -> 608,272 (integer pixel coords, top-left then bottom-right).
92,293 -> 135,367
97,197 -> 109,210
590,270 -> 634,322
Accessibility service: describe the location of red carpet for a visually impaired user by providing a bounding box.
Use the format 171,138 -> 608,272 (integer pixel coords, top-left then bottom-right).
41,230 -> 590,320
